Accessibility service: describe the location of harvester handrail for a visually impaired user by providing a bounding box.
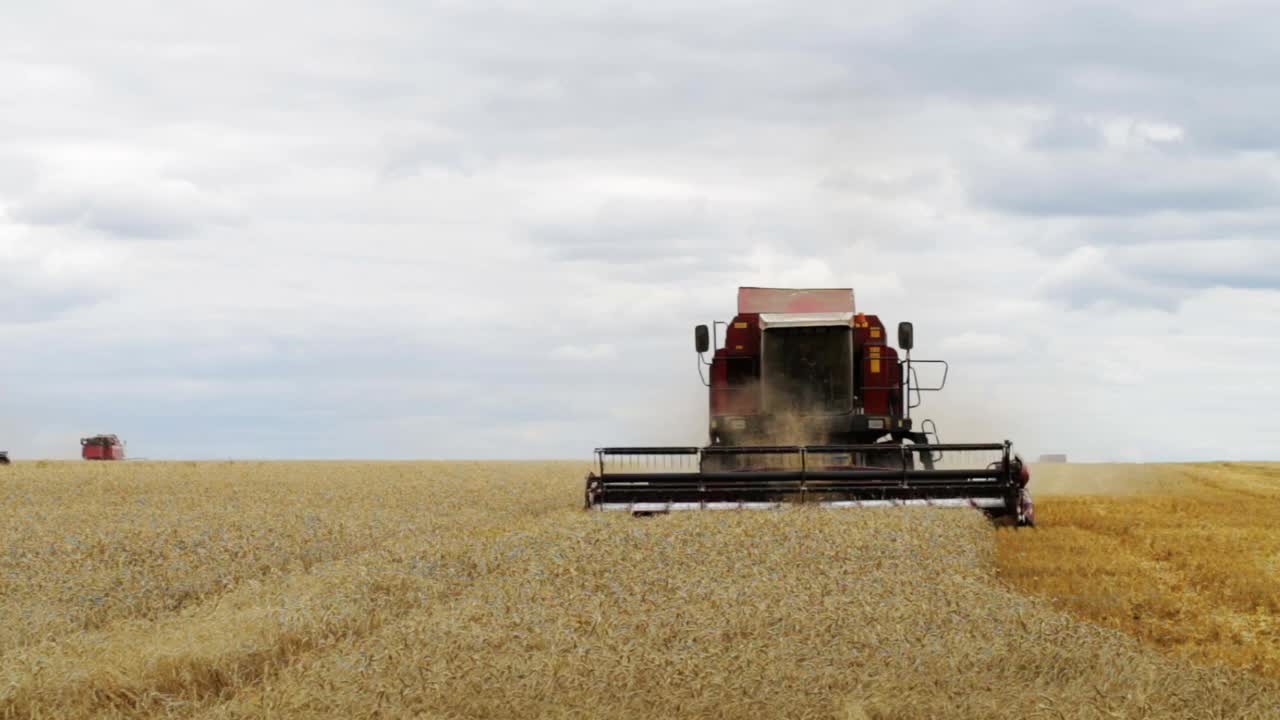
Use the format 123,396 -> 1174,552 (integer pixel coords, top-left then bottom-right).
594,443 -> 1011,478
585,439 -> 1029,523
595,447 -> 702,455
698,443 -> 1006,454
597,469 -> 1008,482
904,359 -> 949,392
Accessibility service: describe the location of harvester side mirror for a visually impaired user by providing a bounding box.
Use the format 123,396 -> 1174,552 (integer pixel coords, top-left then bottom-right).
695,324 -> 710,354
897,321 -> 914,351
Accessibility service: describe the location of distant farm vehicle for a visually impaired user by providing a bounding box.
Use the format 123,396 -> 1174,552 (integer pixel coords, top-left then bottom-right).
81,435 -> 126,461
0,451 -> 9,465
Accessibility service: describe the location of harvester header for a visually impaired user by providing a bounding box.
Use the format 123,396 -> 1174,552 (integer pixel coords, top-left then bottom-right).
586,286 -> 1034,525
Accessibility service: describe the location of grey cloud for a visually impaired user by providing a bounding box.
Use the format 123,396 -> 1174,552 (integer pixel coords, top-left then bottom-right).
1111,239 -> 1280,292
867,4 -> 1279,98
973,153 -> 1280,217
1185,106 -> 1280,152
0,282 -> 108,324
377,130 -> 492,179
10,179 -> 240,240
1029,115 -> 1106,151
530,196 -> 724,263
818,169 -> 941,196
1142,270 -> 1280,292
1032,237 -> 1280,310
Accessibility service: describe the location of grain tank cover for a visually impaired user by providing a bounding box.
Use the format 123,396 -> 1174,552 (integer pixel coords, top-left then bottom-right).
737,287 -> 855,314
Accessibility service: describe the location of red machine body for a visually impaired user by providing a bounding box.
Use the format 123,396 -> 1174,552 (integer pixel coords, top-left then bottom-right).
706,287 -> 915,446
81,434 -> 126,461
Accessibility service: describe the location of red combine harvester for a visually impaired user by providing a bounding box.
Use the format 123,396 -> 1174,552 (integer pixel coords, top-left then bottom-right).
585,287 -> 1034,525
81,434 -> 126,461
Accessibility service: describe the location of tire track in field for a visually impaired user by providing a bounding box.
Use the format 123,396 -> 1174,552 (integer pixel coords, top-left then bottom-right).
0,467 -> 584,719
1,511 -> 580,717
1,461 -> 584,659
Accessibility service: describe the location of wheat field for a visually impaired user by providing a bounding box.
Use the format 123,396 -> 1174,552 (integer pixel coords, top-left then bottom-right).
997,462 -> 1280,678
1,460 -> 1278,719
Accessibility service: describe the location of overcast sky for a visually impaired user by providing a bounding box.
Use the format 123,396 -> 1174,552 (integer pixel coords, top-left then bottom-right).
3,1 -> 1278,461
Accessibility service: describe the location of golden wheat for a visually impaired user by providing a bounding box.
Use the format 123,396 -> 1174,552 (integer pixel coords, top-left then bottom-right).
998,461 -> 1280,677
1,460 -> 1277,719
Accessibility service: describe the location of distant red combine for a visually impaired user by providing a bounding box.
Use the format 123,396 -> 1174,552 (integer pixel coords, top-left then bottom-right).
81,434 -> 126,461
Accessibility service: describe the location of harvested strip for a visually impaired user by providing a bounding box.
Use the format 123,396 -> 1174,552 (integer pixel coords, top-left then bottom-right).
204,509 -> 1279,720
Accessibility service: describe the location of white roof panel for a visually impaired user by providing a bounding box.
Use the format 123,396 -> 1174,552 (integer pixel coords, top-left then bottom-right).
758,312 -> 855,329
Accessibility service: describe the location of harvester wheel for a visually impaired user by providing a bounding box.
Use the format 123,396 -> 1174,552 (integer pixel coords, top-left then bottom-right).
994,514 -> 1036,528
992,500 -> 1036,528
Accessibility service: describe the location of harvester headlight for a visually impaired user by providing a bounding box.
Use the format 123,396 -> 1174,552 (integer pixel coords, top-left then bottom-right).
868,418 -> 885,430
728,417 -> 747,431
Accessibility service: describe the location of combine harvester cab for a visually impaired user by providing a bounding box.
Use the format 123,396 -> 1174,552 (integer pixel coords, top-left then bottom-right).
81,434 -> 126,461
585,287 -> 1034,526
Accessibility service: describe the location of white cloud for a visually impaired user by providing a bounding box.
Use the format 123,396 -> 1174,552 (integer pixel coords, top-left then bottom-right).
939,332 -> 1021,357
551,344 -> 618,361
1095,117 -> 1186,148
0,1 -> 1277,461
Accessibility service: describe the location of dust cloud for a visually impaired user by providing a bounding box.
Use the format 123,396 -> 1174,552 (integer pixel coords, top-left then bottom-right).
1028,463 -> 1198,496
